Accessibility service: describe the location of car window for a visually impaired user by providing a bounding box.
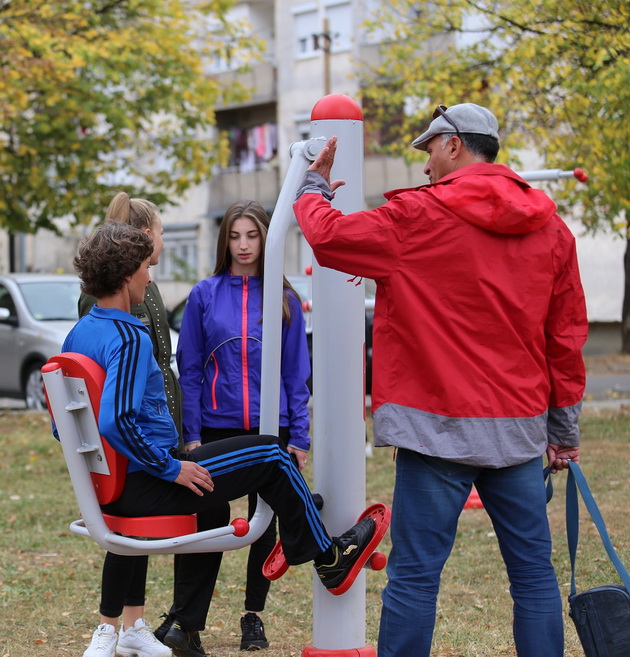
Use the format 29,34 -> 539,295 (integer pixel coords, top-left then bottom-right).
287,276 -> 312,302
18,281 -> 81,321
169,298 -> 188,332
0,285 -> 17,316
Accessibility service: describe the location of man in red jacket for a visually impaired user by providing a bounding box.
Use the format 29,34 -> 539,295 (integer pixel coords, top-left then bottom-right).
293,103 -> 588,657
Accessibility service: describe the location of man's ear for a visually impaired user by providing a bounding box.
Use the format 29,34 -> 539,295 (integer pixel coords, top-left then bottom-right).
450,136 -> 463,157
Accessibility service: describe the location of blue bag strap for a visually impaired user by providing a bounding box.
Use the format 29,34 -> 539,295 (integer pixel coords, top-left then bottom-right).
543,466 -> 554,503
566,460 -> 630,596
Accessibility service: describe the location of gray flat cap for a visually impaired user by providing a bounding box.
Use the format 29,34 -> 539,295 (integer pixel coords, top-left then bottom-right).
412,103 -> 499,151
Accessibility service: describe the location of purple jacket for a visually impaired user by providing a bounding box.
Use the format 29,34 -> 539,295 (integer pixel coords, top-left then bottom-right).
176,271 -> 311,450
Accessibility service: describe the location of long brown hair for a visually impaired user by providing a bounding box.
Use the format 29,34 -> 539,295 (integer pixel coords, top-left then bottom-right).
214,200 -> 298,324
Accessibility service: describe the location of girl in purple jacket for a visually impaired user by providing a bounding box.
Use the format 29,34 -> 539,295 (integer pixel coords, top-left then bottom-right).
176,200 -> 311,650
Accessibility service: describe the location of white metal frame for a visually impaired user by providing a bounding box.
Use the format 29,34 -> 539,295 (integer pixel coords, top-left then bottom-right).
43,360 -> 272,556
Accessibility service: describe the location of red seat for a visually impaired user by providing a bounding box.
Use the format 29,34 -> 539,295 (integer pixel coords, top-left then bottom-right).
43,352 -> 259,555
43,353 -> 199,539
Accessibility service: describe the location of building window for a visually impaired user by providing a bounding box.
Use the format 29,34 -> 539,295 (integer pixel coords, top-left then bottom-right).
295,112 -> 312,141
326,2 -> 352,51
359,0 -> 423,45
154,224 -> 199,282
362,92 -> 428,153
293,1 -> 351,59
294,7 -> 318,57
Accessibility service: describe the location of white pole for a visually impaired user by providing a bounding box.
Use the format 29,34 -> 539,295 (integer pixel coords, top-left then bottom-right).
517,168 -> 588,182
305,95 -> 372,655
256,140 -> 325,550
260,139 -> 322,434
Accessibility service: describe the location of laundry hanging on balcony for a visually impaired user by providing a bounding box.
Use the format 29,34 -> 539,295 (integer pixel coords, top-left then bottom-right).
226,123 -> 278,173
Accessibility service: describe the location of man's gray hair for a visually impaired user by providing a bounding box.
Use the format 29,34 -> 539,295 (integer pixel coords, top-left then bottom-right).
440,132 -> 499,162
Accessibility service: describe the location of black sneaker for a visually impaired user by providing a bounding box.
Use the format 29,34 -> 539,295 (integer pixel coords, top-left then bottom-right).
315,517 -> 376,589
240,612 -> 269,650
154,612 -> 174,644
164,620 -> 206,657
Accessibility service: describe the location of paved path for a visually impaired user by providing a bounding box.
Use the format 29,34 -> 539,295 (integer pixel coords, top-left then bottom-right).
586,372 -> 630,399
583,372 -> 630,410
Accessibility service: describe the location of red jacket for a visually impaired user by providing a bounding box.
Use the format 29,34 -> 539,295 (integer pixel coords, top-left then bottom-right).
294,163 -> 587,430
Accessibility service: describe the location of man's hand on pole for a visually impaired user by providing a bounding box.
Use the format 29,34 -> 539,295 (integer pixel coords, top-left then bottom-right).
308,136 -> 346,193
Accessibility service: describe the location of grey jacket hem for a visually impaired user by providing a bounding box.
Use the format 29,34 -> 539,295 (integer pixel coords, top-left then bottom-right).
373,401 -> 581,469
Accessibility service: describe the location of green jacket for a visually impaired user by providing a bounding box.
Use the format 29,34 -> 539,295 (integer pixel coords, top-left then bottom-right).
78,281 -> 183,447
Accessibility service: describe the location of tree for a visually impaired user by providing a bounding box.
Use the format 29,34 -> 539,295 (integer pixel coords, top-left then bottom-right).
0,0 -> 262,234
358,0 -> 630,346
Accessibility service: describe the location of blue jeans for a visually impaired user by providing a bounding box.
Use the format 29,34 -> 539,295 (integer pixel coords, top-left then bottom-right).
378,450 -> 563,657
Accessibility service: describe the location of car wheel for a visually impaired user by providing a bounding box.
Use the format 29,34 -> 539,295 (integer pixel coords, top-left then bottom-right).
24,362 -> 47,410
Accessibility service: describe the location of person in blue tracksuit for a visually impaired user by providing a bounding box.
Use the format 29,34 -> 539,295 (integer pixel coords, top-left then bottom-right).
76,192 -> 181,657
176,200 -> 311,650
63,222 -> 375,657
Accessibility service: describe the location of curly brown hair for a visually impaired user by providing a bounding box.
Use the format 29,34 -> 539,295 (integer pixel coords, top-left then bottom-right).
74,223 -> 153,298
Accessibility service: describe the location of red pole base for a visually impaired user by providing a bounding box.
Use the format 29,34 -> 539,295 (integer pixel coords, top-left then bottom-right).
302,646 -> 376,656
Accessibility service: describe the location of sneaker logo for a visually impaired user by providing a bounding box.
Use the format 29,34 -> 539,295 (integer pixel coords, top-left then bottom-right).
342,544 -> 358,556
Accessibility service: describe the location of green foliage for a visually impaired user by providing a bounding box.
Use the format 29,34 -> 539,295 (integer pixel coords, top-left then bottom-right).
0,0 -> 263,233
359,0 -> 629,233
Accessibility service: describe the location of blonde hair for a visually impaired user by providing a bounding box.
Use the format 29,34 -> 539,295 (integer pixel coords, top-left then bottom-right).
105,192 -> 158,230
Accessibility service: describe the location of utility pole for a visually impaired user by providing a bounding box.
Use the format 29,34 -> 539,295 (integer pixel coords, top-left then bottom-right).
322,18 -> 331,95
8,233 -> 16,272
312,19 -> 332,95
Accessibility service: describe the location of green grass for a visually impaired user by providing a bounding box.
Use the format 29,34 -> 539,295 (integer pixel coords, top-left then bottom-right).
1,407 -> 629,656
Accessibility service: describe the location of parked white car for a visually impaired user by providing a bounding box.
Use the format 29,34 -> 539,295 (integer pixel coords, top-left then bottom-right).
0,273 -> 81,409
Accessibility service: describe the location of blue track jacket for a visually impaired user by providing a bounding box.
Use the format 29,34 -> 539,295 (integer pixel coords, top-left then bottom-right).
176,271 -> 311,450
62,306 -> 181,481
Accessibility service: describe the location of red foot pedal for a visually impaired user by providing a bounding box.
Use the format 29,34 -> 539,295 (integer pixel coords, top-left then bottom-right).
262,538 -> 289,581
262,503 -> 391,593
328,503 -> 390,596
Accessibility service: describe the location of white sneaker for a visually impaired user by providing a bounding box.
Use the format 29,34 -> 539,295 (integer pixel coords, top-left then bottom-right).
117,618 -> 172,657
83,624 -> 117,657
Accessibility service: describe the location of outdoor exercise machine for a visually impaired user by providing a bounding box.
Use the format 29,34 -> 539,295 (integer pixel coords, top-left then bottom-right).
260,93 -> 387,656
519,168 -> 588,183
42,353 -> 258,555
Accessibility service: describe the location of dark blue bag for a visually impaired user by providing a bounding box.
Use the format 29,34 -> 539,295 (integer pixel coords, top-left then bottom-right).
565,461 -> 630,657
